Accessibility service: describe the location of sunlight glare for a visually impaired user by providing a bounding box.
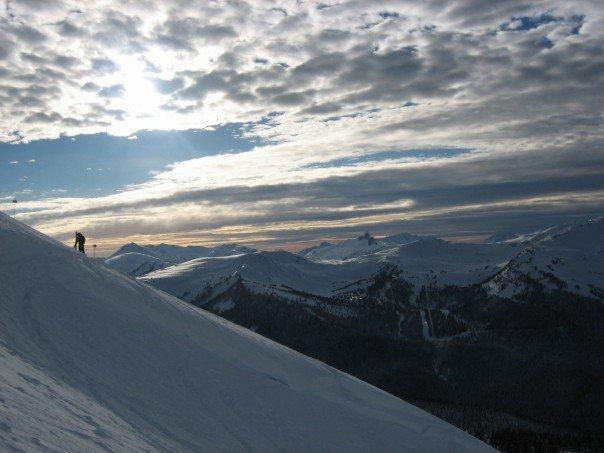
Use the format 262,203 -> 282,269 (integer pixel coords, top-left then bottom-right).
121,62 -> 162,113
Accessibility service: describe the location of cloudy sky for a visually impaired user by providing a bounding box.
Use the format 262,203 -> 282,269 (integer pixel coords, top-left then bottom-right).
1,0 -> 602,254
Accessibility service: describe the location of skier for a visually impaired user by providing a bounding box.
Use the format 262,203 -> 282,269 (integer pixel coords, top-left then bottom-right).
73,231 -> 86,254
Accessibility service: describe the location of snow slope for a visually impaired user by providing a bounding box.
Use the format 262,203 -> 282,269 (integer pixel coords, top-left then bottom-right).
484,219 -> 592,245
104,251 -> 171,277
110,242 -> 255,262
383,232 -> 423,245
107,242 -> 255,277
142,250 -> 381,302
485,218 -> 604,299
145,237 -> 520,304
0,212 -> 490,452
385,237 -> 519,287
299,232 -> 395,262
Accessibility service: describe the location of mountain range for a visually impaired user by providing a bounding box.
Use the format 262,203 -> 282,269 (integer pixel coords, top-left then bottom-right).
136,221 -> 603,301
105,242 -> 255,277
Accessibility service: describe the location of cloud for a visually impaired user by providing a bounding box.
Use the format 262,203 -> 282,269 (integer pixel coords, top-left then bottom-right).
14,136 -> 603,249
154,17 -> 237,51
152,76 -> 184,94
1,0 -> 601,143
55,19 -> 87,37
98,84 -> 125,98
12,24 -> 47,44
90,58 -> 119,75
0,0 -> 602,249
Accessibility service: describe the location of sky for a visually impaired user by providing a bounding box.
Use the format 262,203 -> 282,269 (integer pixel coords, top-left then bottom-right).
0,0 -> 602,255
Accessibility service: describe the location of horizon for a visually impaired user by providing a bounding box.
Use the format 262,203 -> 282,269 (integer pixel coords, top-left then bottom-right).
82,215 -> 603,258
1,1 -> 603,255
99,228 -> 493,258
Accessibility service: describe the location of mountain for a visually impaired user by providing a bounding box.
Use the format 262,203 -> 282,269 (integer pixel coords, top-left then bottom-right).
141,250 -> 382,305
383,232 -> 423,245
484,218 -> 596,245
299,232 -> 392,262
387,237 -> 519,288
140,220 -> 602,309
106,242 -> 255,277
0,211 -> 490,451
297,241 -> 333,256
140,251 -> 318,305
298,231 -> 425,263
144,239 -> 520,306
109,242 -> 256,261
484,218 -> 604,300
104,252 -> 172,277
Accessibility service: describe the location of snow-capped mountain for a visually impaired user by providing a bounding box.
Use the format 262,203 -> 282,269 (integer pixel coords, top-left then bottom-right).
0,211 -> 490,451
106,241 -> 255,276
142,250 -> 381,304
297,241 -> 334,256
145,238 -> 521,306
110,241 -> 255,261
141,219 -> 602,306
299,232 -> 393,262
383,231 -> 423,245
104,251 -> 172,277
298,231 -> 425,263
385,237 -> 519,288
484,218 -> 595,245
484,218 -> 604,300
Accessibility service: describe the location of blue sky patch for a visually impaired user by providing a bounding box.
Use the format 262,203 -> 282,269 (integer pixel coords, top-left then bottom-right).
500,13 -> 562,32
0,125 -> 257,201
304,148 -> 472,170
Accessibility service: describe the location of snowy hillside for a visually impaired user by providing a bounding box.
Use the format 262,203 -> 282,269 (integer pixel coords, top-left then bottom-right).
299,232 -> 395,262
106,241 -> 255,276
145,238 -> 521,305
141,219 -> 603,308
383,232 -> 423,245
0,212 -> 490,452
298,231 -> 428,263
142,250 -> 381,303
384,237 -> 519,287
485,218 -> 604,299
104,252 -> 172,277
485,219 -> 592,245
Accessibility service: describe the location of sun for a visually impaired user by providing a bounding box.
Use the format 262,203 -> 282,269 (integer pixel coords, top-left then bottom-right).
120,61 -> 162,113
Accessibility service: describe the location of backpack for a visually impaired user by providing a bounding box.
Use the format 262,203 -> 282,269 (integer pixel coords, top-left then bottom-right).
78,233 -> 86,244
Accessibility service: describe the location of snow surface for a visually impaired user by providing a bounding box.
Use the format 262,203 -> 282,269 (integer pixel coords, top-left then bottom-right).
143,250 -> 381,301
384,238 -> 519,288
105,251 -> 171,277
485,218 -> 604,299
142,220 -> 601,309
299,232 -> 395,262
0,212 -> 490,452
107,242 -> 256,277
299,232 -> 424,263
110,242 -> 255,262
143,236 -> 521,304
296,232 -> 516,289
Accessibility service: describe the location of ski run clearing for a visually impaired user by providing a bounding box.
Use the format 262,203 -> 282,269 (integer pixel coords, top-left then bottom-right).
0,212 -> 491,452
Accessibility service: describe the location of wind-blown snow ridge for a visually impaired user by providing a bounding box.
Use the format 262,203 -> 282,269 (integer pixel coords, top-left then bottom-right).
0,212 -> 490,452
106,241 -> 256,277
